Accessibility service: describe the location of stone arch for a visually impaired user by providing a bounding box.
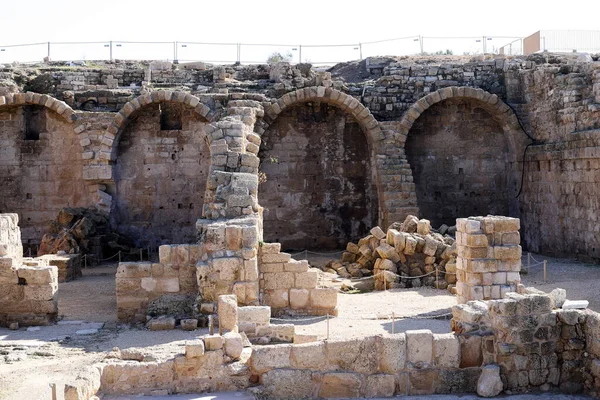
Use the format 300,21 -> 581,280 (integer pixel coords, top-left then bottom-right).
399,86 -> 525,162
401,86 -> 527,222
259,87 -> 384,143
257,87 -> 386,249
0,92 -> 76,122
99,91 -> 218,161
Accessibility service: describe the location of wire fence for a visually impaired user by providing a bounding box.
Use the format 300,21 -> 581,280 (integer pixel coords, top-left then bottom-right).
0,35 -> 528,65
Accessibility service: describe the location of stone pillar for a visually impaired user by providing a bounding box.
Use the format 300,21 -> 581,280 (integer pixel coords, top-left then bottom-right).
455,216 -> 521,304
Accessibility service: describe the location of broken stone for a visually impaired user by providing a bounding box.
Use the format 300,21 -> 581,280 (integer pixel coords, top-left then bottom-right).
180,318 -> 198,331
147,316 -> 176,331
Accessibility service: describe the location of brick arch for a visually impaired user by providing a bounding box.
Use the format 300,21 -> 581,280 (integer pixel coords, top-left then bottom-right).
258,87 -> 384,143
99,91 -> 218,161
401,86 -> 527,219
399,86 -> 525,162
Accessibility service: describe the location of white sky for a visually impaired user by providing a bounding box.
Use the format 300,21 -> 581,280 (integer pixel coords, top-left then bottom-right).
0,0 -> 599,63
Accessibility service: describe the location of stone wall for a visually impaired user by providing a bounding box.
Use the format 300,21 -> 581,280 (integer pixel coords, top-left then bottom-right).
115,244 -> 200,322
259,243 -> 337,316
0,105 -> 92,243
520,130 -> 600,261
38,253 -> 81,283
405,98 -> 510,227
0,213 -> 58,327
112,102 -> 211,246
259,102 -> 376,250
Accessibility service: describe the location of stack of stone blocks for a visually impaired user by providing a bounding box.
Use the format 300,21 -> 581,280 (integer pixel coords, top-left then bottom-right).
0,214 -> 58,326
259,242 -> 337,316
455,216 -> 522,303
115,244 -> 200,322
38,254 -> 82,283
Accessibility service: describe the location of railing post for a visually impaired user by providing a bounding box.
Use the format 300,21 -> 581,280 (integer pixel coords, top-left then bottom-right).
237,43 -> 241,64
419,35 -> 424,54
110,41 -> 113,62
298,45 -> 302,64
359,43 -> 363,60
174,41 -> 177,63
482,36 -> 486,53
47,42 -> 50,60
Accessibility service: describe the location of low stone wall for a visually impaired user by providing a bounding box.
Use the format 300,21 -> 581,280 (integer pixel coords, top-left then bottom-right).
115,244 -> 200,322
259,243 -> 337,316
250,330 -> 479,398
38,254 -> 82,283
0,213 -> 58,327
455,216 -> 522,303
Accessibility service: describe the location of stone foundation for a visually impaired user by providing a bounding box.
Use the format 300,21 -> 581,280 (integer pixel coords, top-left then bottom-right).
38,253 -> 81,283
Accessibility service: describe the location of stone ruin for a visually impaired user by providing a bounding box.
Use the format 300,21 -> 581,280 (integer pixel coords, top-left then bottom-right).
1,53 -> 600,398
326,214 -> 457,290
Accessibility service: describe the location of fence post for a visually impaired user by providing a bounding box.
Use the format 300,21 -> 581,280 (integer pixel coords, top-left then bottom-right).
359,43 -> 363,60
527,252 -> 531,273
109,41 -> 113,62
47,42 -> 50,60
543,260 -> 547,282
419,35 -> 424,54
237,43 -> 241,64
140,248 -> 143,262
84,254 -> 87,269
118,251 -> 121,263
174,41 -> 177,63
298,45 -> 302,64
435,267 -> 439,288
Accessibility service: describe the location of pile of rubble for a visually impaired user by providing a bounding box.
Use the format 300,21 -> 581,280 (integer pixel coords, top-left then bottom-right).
325,215 -> 458,291
38,208 -> 135,262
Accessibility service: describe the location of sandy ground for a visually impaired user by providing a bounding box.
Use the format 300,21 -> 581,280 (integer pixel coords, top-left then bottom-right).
0,252 -> 599,399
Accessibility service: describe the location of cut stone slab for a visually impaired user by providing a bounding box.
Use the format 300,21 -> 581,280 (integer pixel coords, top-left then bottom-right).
75,328 -> 99,335
562,300 -> 589,309
477,364 -> 503,397
147,316 -> 176,330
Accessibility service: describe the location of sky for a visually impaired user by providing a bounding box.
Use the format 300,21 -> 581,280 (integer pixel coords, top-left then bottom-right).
0,0 -> 599,63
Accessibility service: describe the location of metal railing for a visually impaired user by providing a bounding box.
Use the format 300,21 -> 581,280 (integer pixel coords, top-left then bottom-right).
0,35 -> 528,65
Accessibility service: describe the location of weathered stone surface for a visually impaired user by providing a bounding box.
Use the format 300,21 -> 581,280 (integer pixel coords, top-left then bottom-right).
477,365 -> 503,397
218,294 -> 238,333
318,372 -> 362,398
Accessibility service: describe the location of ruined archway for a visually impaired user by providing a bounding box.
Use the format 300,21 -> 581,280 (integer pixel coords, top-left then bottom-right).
109,92 -> 214,246
258,87 -> 383,250
401,87 -> 525,226
0,93 -> 90,246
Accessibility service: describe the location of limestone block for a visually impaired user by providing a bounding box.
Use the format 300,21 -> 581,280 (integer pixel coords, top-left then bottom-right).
225,226 -> 242,250
377,333 -> 407,373
261,263 -> 283,273
204,334 -> 224,350
223,332 -> 243,359
264,289 -> 289,308
250,344 -> 292,374
256,324 -> 295,342
211,257 -> 241,282
218,294 -> 238,332
23,284 -> 57,301
364,374 -> 396,398
376,243 -> 401,262
185,339 -> 205,358
294,334 -> 318,344
423,237 -> 438,256
494,245 -> 522,260
319,372 -> 362,398
459,335 -> 483,368
406,329 -> 433,366
17,266 -> 57,285
238,306 -> 270,325
433,333 -> 460,368
457,218 -> 481,234
562,300 -> 589,309
310,288 -> 337,309
284,259 -> 309,273
370,226 -> 386,240
295,270 -> 318,289
549,288 -> 567,309
417,219 -> 431,235
264,271 -> 294,290
262,253 -> 291,263
477,365 -> 503,397
260,369 -> 314,399
243,258 -> 259,281
147,316 -> 175,331
261,243 -> 281,254
290,288 -> 310,309
393,232 -> 408,253
180,319 -> 198,331
290,341 -> 327,370
467,234 -> 489,248
404,236 -> 417,255
116,262 -> 152,278
346,242 -> 360,254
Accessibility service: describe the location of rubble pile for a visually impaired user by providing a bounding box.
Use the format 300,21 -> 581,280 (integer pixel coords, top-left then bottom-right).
38,208 -> 135,262
325,215 -> 458,291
